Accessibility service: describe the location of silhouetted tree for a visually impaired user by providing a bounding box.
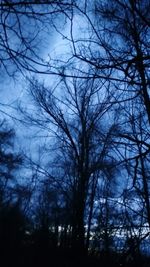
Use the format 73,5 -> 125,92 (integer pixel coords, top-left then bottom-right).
24,74 -> 119,256
0,119 -> 22,205
0,0 -> 72,77
0,119 -> 28,266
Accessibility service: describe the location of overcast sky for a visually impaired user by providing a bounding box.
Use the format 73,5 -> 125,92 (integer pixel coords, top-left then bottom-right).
0,11 -> 81,161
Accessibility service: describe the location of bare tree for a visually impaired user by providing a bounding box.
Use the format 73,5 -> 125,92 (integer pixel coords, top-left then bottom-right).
0,0 -> 72,76
25,74 -> 118,254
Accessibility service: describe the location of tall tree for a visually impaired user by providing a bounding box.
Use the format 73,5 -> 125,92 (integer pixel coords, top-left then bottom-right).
26,75 -> 117,253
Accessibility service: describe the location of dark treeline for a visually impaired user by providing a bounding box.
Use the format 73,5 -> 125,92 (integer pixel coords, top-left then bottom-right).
0,1 -> 150,267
